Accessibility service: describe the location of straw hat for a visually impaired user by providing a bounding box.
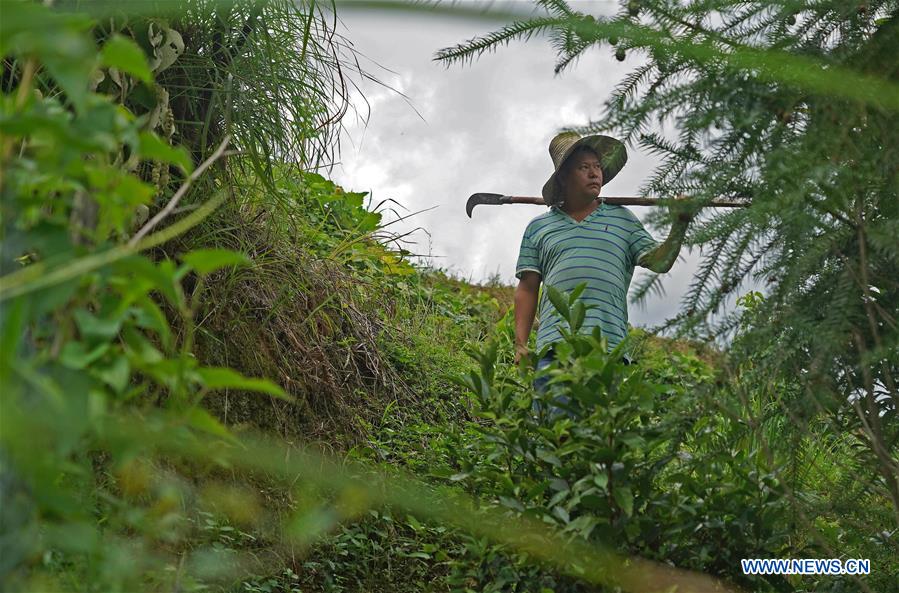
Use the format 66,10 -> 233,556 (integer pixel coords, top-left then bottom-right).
541,132 -> 628,205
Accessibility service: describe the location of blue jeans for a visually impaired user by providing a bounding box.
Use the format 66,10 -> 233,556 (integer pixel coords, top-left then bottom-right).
532,349 -> 572,417
531,348 -> 635,418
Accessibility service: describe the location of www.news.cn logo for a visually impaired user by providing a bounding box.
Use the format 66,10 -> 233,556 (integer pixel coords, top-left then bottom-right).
741,558 -> 871,575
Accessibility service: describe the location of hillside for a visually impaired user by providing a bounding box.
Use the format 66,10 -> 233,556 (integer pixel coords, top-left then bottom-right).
173,169 -> 747,593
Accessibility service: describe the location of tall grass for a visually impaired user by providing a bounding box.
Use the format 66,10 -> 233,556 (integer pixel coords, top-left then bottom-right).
145,0 -> 351,176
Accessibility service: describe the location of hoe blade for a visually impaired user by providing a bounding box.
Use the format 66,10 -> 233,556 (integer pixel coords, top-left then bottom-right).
466,193 -> 505,217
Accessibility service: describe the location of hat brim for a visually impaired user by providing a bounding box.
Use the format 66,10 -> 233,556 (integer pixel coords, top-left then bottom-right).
542,135 -> 627,205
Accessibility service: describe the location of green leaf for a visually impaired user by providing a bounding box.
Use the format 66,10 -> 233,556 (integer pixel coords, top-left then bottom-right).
138,132 -> 194,173
568,282 -> 587,305
129,300 -> 172,350
498,496 -> 525,512
101,35 -> 152,83
545,285 -> 570,322
8,4 -> 95,113
612,486 -> 633,517
406,515 -> 423,531
115,173 -> 156,207
182,249 -> 249,276
426,467 -> 455,479
118,257 -> 181,310
0,297 -> 27,378
121,326 -> 164,364
194,367 -> 291,401
95,355 -> 130,393
60,341 -> 109,370
358,211 -> 382,233
74,309 -> 122,340
0,2 -> 47,50
620,433 -> 646,449
594,447 -> 616,464
536,449 -> 561,467
570,301 -> 586,332
566,514 -> 599,538
45,50 -> 95,114
186,407 -> 235,441
557,440 -> 586,457
552,505 -> 570,524
580,494 -> 607,511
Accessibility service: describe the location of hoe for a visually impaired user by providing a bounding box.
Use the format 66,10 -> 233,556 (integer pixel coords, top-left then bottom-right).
465,193 -> 748,217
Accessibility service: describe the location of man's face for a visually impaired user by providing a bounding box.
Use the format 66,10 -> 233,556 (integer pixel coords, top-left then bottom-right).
563,151 -> 604,200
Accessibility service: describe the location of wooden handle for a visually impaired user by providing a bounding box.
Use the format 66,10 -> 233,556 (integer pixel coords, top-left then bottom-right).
506,196 -> 747,208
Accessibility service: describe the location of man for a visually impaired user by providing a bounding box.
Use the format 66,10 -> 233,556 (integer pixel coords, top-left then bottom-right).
514,132 -> 697,372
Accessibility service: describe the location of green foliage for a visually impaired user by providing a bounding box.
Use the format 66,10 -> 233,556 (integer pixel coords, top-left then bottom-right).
169,166 -> 469,445
101,35 -> 153,84
0,3 -> 287,589
0,1 -> 465,591
96,0 -> 352,176
440,290 -> 795,592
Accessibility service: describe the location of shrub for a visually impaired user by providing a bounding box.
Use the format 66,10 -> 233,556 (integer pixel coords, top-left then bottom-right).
448,285 -> 797,592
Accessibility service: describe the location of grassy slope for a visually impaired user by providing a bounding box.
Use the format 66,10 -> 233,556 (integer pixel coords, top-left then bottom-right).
175,171 -> 739,593
185,171 -> 520,449
189,180 -> 715,452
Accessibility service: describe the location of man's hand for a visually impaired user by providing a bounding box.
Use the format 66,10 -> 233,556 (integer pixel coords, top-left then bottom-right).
666,193 -> 703,224
514,344 -> 530,366
638,195 -> 698,273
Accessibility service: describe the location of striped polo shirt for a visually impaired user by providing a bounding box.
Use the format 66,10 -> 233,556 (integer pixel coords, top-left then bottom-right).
515,201 -> 658,355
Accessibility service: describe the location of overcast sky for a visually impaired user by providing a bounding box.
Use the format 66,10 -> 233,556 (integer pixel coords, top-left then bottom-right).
331,2 -> 708,328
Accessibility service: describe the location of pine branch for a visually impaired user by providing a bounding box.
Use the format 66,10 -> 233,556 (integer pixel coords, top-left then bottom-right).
535,0 -> 576,18
434,16 -> 568,67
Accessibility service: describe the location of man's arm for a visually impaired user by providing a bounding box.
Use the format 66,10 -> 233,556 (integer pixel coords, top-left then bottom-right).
638,218 -> 689,274
637,196 -> 699,273
514,271 -> 541,364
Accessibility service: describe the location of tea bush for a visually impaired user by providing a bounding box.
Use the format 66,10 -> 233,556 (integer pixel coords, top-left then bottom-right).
443,285 -> 799,592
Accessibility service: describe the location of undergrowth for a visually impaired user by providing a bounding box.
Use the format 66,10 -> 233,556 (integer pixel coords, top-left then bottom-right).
167,168 -> 506,447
